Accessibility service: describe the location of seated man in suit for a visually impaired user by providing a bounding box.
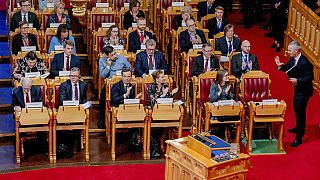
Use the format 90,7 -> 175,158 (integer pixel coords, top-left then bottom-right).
180,19 -> 207,53
231,40 -> 260,80
99,46 -> 132,80
10,0 -> 40,32
207,6 -> 229,39
50,40 -> 80,78
135,39 -> 168,78
58,67 -> 87,106
12,77 -> 43,111
197,0 -> 216,22
128,17 -> 153,53
192,43 -> 220,77
12,21 -> 39,55
173,6 -> 194,30
215,24 -> 241,56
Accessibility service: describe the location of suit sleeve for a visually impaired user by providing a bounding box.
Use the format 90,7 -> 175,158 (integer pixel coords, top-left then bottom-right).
231,56 -> 243,77
10,16 -> 18,32
82,83 -> 88,104
111,84 -> 124,106
297,60 -> 314,84
36,86 -> 43,103
50,55 -> 59,77
123,12 -> 131,30
48,37 -> 55,54
12,36 -> 19,55
69,36 -> 77,53
11,88 -> 19,108
31,35 -> 38,51
252,56 -> 260,70
33,13 -> 40,30
128,33 -> 140,53
75,56 -> 81,69
210,84 -> 219,102
135,54 -> 144,77
160,53 -> 168,74
59,83 -> 67,106
213,56 -> 219,69
180,33 -> 192,53
192,58 -> 202,77
99,58 -> 110,79
123,57 -> 132,69
207,19 -> 214,39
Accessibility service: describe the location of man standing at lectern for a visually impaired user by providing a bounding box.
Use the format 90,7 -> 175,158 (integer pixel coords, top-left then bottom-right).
274,41 -> 314,147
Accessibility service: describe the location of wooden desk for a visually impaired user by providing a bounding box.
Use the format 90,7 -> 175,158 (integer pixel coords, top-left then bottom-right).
52,106 -> 90,163
165,136 -> 250,180
15,107 -> 52,164
111,104 -> 148,160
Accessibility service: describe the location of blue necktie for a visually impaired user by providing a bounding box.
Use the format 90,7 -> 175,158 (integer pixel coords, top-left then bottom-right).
244,55 -> 249,71
228,41 -> 232,54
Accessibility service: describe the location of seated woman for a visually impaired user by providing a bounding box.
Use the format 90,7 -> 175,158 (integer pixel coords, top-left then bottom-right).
13,51 -> 49,81
123,0 -> 145,30
103,25 -> 124,48
47,2 -> 71,29
173,6 -> 194,30
209,70 -> 236,140
48,24 -> 76,54
147,70 -> 179,107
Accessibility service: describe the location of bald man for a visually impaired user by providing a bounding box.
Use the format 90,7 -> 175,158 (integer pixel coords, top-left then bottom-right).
275,41 -> 314,147
12,77 -> 43,111
231,40 -> 260,80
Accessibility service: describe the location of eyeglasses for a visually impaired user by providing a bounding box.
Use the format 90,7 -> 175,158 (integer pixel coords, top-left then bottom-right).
21,4 -> 31,7
111,30 -> 119,33
187,24 -> 195,27
203,49 -> 212,53
69,75 -> 79,77
147,48 -> 156,51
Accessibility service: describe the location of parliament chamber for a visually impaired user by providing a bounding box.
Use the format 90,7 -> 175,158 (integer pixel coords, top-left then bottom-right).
0,0 -> 320,179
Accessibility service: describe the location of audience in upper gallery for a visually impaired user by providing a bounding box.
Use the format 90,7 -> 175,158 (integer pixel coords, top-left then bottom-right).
13,51 -> 49,81
38,0 -> 60,11
123,0 -> 145,30
180,19 -> 207,53
10,0 -> 40,32
47,1 -> 71,29
58,67 -> 87,106
135,39 -> 168,78
48,24 -> 76,54
146,70 -> 178,108
173,6 -> 194,30
196,0 -> 216,22
12,77 -> 43,111
128,17 -> 152,53
103,25 -> 124,48
303,0 -> 320,12
192,43 -> 220,77
231,40 -> 260,80
12,21 -> 39,55
207,6 -> 229,39
215,24 -> 241,56
99,45 -> 131,80
269,0 -> 289,52
50,40 -> 80,78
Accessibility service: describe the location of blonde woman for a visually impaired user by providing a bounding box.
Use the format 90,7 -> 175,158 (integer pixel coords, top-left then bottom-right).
48,2 -> 71,29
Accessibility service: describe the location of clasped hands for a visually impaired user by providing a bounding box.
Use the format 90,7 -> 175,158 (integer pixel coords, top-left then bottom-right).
217,84 -> 231,97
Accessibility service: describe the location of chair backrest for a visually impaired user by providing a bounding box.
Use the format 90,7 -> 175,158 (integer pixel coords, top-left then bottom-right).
53,77 -> 69,108
114,0 -> 131,11
159,0 -> 182,11
196,71 -> 217,103
175,26 -> 188,52
253,100 -> 286,116
213,32 -> 224,49
118,7 -> 128,30
240,71 -> 270,103
44,28 -> 56,52
89,7 -> 116,32
186,49 -> 201,80
201,14 -> 216,29
165,9 -> 181,31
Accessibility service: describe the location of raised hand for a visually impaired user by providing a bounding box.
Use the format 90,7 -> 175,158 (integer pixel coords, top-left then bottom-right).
172,87 -> 179,95
274,56 -> 283,66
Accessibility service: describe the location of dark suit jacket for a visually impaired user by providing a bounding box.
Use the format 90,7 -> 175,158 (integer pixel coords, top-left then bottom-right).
196,1 -> 216,21
173,14 -> 195,30
58,79 -> 87,107
192,54 -> 220,77
47,13 -> 71,29
110,80 -> 136,107
123,10 -> 145,30
135,50 -> 168,77
12,33 -> 38,55
128,30 -> 153,53
279,54 -> 314,96
180,29 -> 207,53
10,11 -> 40,32
215,36 -> 241,56
12,86 -> 43,108
207,17 -> 229,38
231,53 -> 260,80
50,53 -> 81,78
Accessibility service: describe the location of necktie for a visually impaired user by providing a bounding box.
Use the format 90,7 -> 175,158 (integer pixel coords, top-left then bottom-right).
22,36 -> 29,46
204,58 -> 209,72
217,21 -> 222,32
23,14 -> 27,22
140,32 -> 144,43
148,55 -> 154,70
74,83 -> 78,100
244,55 -> 249,71
66,55 -> 70,71
25,92 -> 30,103
208,5 -> 211,14
228,41 -> 232,54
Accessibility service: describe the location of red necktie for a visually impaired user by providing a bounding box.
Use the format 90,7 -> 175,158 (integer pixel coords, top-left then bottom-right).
74,84 -> 79,100
204,59 -> 209,72
66,55 -> 70,71
26,92 -> 30,103
140,32 -> 144,43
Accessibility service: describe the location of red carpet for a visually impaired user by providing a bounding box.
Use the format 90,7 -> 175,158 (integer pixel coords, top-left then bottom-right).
0,163 -> 165,180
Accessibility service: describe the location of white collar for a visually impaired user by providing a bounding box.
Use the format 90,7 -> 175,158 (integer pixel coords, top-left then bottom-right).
294,53 -> 301,64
